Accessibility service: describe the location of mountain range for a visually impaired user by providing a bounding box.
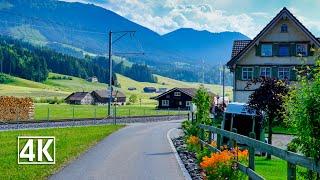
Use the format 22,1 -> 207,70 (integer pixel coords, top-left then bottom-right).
0,0 -> 250,66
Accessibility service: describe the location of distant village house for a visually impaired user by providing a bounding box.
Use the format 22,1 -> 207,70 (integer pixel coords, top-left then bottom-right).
86,76 -> 98,83
143,87 -> 156,93
65,90 -> 126,105
65,92 -> 95,105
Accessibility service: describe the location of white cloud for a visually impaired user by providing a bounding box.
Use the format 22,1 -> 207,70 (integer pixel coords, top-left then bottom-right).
62,0 -> 263,38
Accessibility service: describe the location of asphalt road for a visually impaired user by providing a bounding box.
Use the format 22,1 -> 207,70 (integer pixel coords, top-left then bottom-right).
50,120 -> 185,180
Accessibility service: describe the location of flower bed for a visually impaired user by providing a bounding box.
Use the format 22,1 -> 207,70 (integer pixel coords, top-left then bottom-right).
173,132 -> 249,180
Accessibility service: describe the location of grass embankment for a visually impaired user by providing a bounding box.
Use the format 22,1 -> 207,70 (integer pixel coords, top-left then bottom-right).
0,125 -> 124,179
34,103 -> 186,120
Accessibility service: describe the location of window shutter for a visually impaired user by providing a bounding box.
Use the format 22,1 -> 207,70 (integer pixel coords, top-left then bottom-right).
255,44 -> 261,56
290,66 -> 297,81
272,66 -> 278,78
290,43 -> 296,56
254,66 -> 260,78
273,43 -> 279,56
235,66 -> 242,80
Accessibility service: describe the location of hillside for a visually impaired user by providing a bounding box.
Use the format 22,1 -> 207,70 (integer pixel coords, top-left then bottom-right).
0,0 -> 249,65
116,74 -> 233,104
0,73 -> 233,104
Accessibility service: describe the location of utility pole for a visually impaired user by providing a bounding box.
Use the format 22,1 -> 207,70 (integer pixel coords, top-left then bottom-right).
108,31 -> 112,116
107,30 -> 143,116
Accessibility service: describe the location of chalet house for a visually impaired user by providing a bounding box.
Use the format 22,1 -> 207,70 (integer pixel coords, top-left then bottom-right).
152,87 -> 215,110
65,92 -> 94,105
91,90 -> 126,105
227,7 -> 320,103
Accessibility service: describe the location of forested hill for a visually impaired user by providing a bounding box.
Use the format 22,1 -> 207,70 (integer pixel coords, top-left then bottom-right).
0,36 -> 157,84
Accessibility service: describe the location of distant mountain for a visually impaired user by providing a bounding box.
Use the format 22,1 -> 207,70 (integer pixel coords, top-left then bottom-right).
162,28 -> 249,63
0,0 -> 250,66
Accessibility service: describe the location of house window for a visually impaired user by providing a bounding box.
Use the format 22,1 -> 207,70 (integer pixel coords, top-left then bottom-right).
174,92 -> 181,96
281,24 -> 288,33
278,67 -> 290,80
162,100 -> 169,106
296,44 -> 308,56
179,101 -> 182,105
260,67 -> 271,78
242,67 -> 254,80
279,44 -> 290,56
186,101 -> 192,107
261,44 -> 273,57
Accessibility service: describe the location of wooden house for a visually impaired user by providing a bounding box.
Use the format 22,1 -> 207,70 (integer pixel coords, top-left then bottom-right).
227,7 -> 320,103
151,87 -> 214,110
65,92 -> 94,105
91,90 -> 126,105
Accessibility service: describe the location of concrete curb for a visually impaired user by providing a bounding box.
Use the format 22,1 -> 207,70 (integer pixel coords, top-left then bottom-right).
167,128 -> 192,180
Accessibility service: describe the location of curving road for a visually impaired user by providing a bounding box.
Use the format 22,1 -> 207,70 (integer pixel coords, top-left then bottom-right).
50,120 -> 185,180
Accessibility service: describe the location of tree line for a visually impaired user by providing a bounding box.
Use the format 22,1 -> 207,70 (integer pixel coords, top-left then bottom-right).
0,36 -> 156,84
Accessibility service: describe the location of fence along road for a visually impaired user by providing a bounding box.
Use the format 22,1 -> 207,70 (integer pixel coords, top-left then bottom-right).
50,120 -> 185,180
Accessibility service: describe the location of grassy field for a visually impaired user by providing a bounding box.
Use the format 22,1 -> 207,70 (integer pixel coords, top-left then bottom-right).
34,103 -> 186,120
0,125 -> 124,179
255,156 -> 306,179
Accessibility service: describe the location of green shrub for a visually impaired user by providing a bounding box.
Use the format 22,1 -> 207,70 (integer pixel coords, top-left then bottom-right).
0,73 -> 13,84
182,120 -> 198,136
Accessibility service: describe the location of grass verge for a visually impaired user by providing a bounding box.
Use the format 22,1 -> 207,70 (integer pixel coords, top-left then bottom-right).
0,125 -> 124,179
34,103 -> 186,120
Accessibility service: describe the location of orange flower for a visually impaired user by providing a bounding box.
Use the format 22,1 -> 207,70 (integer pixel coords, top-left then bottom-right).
210,141 -> 217,147
187,136 -> 199,145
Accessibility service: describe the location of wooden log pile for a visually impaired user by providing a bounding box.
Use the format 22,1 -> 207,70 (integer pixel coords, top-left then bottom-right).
0,96 -> 34,122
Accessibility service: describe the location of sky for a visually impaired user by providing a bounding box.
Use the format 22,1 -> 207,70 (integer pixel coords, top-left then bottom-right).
62,0 -> 320,38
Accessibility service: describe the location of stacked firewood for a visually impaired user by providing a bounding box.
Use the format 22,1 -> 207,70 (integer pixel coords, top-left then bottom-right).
0,96 -> 34,122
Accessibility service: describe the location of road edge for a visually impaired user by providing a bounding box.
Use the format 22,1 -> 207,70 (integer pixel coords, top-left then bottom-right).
167,128 -> 192,180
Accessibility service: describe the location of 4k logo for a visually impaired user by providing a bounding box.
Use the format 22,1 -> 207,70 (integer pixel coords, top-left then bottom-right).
18,136 -> 55,164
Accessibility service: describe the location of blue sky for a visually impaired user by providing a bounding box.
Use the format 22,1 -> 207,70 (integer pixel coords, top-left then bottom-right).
62,0 -> 320,38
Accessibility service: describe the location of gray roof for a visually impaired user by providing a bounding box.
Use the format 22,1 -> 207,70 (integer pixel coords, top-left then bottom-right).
65,92 -> 90,101
93,90 -> 126,98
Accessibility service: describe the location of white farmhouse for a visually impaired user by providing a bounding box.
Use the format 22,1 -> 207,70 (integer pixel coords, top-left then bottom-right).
227,7 -> 320,103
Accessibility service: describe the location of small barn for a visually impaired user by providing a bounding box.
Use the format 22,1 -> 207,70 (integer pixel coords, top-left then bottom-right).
91,90 -> 126,105
143,87 -> 156,93
65,92 -> 94,105
151,88 -> 195,110
87,76 -> 98,83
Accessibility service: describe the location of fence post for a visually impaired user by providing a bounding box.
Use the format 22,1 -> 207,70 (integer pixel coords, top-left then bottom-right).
287,162 -> 296,180
208,130 -> 212,144
200,128 -> 204,150
47,107 -> 50,121
231,128 -> 237,148
217,125 -> 222,148
248,132 -> 256,180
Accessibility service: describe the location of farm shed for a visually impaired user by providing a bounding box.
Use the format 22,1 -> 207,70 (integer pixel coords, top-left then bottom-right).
91,90 -> 126,105
143,87 -> 156,93
65,92 -> 94,105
